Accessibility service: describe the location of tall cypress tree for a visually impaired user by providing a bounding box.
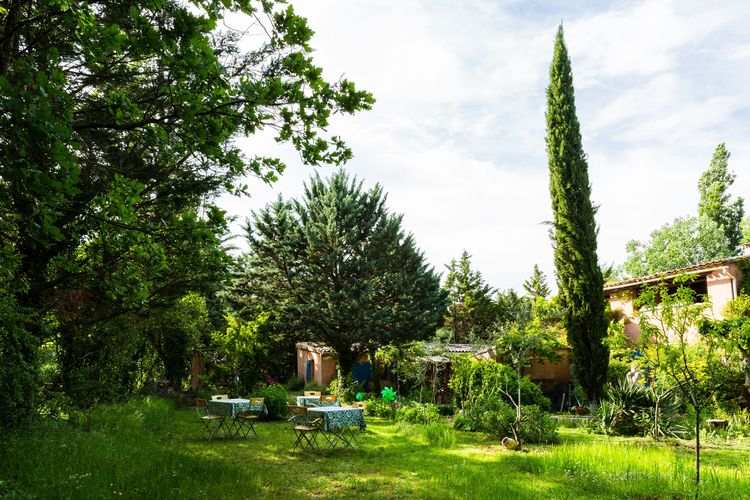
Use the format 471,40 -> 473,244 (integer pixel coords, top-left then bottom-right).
698,143 -> 745,250
545,25 -> 609,402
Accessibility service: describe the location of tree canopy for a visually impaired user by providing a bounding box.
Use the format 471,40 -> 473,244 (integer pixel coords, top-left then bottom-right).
698,143 -> 744,250
0,0 -> 373,424
523,264 -> 551,299
442,251 -> 498,343
545,25 -> 609,402
236,171 -> 447,375
621,143 -> 743,278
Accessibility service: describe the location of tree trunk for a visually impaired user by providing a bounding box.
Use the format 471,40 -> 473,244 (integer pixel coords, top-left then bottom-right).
695,405 -> 701,485
516,365 -> 523,448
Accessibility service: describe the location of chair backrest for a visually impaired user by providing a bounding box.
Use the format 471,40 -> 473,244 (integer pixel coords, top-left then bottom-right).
287,405 -> 307,417
250,397 -> 264,406
304,391 -> 321,397
212,394 -> 229,400
322,395 -> 337,402
353,401 -> 366,409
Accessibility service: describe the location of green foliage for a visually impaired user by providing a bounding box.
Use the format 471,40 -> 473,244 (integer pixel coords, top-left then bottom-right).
742,215 -> 750,245
496,289 -> 533,331
210,312 -> 273,393
364,399 -> 395,419
285,375 -> 305,391
394,402 -> 441,424
623,216 -> 734,277
329,366 -> 359,403
1,0 -> 372,422
0,295 -> 38,429
238,171 -> 447,375
449,357 -> 550,412
442,251 -> 498,343
251,383 -> 288,420
545,25 -> 609,402
523,264 -> 551,299
698,143 -> 744,250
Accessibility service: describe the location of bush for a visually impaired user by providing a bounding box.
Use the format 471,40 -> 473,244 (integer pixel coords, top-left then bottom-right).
328,367 -> 359,403
303,381 -> 325,392
365,399 -> 395,419
395,402 -> 441,424
0,295 -> 38,429
252,383 -> 288,420
285,375 -> 305,391
518,405 -> 559,444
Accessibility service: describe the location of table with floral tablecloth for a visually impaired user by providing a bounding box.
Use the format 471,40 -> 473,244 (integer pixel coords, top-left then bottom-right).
207,399 -> 267,438
307,406 -> 365,448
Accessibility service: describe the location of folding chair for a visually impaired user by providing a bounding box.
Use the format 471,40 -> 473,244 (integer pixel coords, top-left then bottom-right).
352,401 -> 366,410
235,398 -> 264,438
287,405 -> 324,452
321,395 -> 338,405
195,398 -> 224,442
304,391 -> 321,397
211,394 -> 229,400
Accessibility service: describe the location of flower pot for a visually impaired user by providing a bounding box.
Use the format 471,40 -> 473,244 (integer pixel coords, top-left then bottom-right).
575,406 -> 590,416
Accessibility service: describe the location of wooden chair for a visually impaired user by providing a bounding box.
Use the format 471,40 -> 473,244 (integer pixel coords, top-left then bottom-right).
352,401 -> 366,410
287,405 -> 322,452
195,398 -> 224,441
211,394 -> 229,400
235,398 -> 264,438
321,395 -> 338,405
303,391 -> 321,397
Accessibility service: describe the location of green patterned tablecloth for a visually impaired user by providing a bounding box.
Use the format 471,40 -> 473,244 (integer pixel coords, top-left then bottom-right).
207,399 -> 266,417
307,406 -> 365,432
295,396 -> 341,408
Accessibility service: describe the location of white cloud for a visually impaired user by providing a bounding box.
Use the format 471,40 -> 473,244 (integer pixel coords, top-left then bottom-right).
219,0 -> 750,292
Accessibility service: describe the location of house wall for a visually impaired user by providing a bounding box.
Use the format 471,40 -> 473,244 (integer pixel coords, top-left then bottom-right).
296,349 -> 337,386
606,264 -> 742,344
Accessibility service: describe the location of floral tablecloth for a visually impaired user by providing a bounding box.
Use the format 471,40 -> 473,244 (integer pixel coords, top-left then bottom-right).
207,398 -> 267,417
307,406 -> 365,432
295,396 -> 341,408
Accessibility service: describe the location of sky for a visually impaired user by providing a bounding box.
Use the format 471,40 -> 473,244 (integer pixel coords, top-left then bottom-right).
218,0 -> 750,293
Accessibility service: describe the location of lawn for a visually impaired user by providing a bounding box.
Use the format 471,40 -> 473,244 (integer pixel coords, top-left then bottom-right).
2,398 -> 749,499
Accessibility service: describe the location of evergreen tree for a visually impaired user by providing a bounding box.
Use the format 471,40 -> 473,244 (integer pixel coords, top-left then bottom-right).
442,251 -> 498,343
239,172 -> 447,376
545,25 -> 609,402
523,264 -> 551,299
698,143 -> 745,250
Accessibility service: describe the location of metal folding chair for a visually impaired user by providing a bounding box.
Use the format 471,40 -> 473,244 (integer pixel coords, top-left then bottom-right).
287,405 -> 324,452
211,394 -> 229,400
195,398 -> 225,442
235,398 -> 264,438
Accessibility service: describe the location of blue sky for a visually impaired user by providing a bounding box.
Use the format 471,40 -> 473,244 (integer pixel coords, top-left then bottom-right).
219,0 -> 750,292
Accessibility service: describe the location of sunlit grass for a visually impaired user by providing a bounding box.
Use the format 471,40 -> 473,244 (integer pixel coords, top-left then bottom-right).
1,398 -> 749,498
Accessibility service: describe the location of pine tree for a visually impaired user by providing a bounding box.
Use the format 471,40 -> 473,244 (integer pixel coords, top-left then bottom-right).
241,171 -> 447,376
523,264 -> 550,299
545,25 -> 609,402
698,143 -> 745,250
442,251 -> 498,344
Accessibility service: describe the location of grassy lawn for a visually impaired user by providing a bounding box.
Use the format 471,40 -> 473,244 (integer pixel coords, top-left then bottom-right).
2,398 -> 749,499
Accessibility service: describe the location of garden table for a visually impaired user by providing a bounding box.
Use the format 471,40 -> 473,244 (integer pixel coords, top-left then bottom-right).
295,396 -> 341,408
307,406 -> 365,449
207,398 -> 267,438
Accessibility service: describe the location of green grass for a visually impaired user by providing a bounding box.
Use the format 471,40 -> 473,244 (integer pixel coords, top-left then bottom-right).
2,398 -> 750,499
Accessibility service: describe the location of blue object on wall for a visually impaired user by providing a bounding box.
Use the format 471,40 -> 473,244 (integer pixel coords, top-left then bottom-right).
352,362 -> 372,389
305,359 -> 313,382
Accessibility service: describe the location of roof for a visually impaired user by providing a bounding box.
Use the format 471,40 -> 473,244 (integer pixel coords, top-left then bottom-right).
295,342 -> 336,354
425,343 -> 494,355
604,254 -> 747,293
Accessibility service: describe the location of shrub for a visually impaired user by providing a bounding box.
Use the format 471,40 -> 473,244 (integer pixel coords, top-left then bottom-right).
365,399 -> 395,419
285,375 -> 305,391
518,405 -> 559,444
0,295 -> 38,429
252,383 -> 288,420
328,367 -> 359,403
395,402 -> 441,424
